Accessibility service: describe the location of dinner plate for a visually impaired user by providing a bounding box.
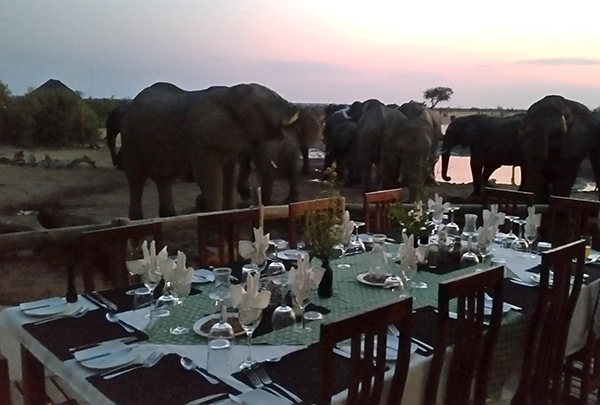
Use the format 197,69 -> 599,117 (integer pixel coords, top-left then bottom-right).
276,249 -> 307,261
192,314 -> 245,338
80,347 -> 138,369
357,272 -> 392,287
22,300 -> 70,317
192,269 -> 215,284
20,297 -> 65,311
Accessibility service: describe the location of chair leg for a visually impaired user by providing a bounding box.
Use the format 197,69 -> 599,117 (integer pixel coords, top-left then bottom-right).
0,351 -> 11,405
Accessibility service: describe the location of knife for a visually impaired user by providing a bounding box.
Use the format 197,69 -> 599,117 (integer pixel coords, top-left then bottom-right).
185,392 -> 229,405
411,338 -> 434,351
83,292 -> 117,311
69,336 -> 138,353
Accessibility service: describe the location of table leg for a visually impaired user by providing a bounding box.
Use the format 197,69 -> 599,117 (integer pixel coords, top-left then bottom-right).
20,345 -> 46,405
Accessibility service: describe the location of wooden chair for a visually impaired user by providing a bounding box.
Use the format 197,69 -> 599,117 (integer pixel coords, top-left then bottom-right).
511,239 -> 586,405
318,297 -> 413,405
562,289 -> 600,404
545,196 -> 600,249
288,197 -> 345,249
197,208 -> 260,267
424,265 -> 505,405
363,188 -> 403,234
483,187 -> 534,216
79,222 -> 163,292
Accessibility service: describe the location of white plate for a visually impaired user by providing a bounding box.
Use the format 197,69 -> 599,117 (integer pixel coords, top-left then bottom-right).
192,269 -> 215,284
357,272 -> 392,287
23,300 -> 70,317
192,314 -> 245,338
20,297 -> 65,311
359,234 -> 373,244
277,249 -> 307,261
80,347 -> 138,369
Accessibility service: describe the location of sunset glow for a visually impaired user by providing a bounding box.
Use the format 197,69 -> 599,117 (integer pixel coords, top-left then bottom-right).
1,0 -> 599,108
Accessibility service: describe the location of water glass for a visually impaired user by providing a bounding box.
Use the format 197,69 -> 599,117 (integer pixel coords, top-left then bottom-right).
133,287 -> 152,310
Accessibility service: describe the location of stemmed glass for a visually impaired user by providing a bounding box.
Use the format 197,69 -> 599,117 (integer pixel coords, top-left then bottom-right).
238,306 -> 263,370
271,274 -> 296,330
267,240 -> 287,277
347,222 -> 366,256
125,239 -> 143,295
460,214 -> 480,268
208,268 -> 235,340
504,216 -> 519,248
398,265 -> 417,299
141,265 -> 166,318
169,279 -> 191,335
510,219 -> 529,253
445,206 -> 460,237
525,225 -> 538,258
292,289 -> 311,332
335,241 -> 350,268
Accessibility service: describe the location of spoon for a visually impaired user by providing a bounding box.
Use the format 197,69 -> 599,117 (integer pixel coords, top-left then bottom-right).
180,356 -> 219,384
105,312 -> 136,333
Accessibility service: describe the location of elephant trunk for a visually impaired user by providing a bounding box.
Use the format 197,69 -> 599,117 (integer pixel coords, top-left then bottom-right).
441,149 -> 452,181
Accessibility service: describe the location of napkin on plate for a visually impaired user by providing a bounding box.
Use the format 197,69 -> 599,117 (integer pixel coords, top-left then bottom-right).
340,210 -> 355,245
524,206 -> 541,238
398,233 -> 424,274
428,193 -> 450,222
288,254 -> 324,303
239,227 -> 270,265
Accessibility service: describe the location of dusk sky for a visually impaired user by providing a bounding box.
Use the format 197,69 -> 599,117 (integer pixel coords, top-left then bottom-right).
2,1 -> 600,109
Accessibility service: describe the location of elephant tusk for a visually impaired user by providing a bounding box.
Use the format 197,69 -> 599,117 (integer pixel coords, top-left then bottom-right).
284,111 -> 300,126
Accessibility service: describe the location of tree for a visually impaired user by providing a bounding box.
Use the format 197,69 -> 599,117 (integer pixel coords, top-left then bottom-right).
423,87 -> 453,108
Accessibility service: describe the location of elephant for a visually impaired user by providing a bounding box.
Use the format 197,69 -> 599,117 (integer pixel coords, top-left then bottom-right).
106,105 -> 127,170
379,109 -> 436,200
236,107 -> 322,204
440,113 -> 527,195
322,104 -> 360,185
120,82 -> 299,219
518,95 -> 598,203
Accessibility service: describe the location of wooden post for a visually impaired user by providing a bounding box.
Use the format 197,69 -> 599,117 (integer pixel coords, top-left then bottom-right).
257,186 -> 264,229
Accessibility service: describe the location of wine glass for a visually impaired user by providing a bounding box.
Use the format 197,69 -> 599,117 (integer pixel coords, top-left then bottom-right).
347,222 -> 366,256
141,265 -> 165,318
271,274 -> 296,330
399,265 -> 417,299
445,206 -> 460,237
335,241 -> 350,268
511,219 -> 529,253
267,240 -> 287,276
169,279 -> 191,335
460,214 -> 480,268
238,306 -> 263,370
504,216 -> 519,248
292,287 -> 311,332
476,240 -> 491,272
208,268 -> 235,339
525,225 -> 538,258
125,239 -> 143,295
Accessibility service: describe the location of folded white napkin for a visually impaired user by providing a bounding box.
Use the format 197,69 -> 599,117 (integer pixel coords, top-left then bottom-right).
399,233 -> 424,274
481,204 -> 506,244
289,253 -> 324,303
340,210 -> 355,245
370,243 -> 389,278
524,206 -> 541,238
230,271 -> 271,310
125,240 -> 171,284
239,227 -> 270,265
477,226 -> 493,249
428,193 -> 450,222
163,251 -> 194,297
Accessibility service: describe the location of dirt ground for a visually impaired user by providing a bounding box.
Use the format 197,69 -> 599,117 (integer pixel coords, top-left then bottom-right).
0,137 -> 596,305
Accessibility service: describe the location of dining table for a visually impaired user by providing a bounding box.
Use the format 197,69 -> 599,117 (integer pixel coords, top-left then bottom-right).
2,240 -> 600,405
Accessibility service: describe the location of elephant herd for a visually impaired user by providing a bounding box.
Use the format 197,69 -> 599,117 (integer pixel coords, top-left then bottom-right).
108,82 -> 321,220
323,99 -> 443,200
441,95 -> 600,203
109,82 -> 600,220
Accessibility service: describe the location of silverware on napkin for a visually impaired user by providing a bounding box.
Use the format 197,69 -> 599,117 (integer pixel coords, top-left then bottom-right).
184,392 -> 230,405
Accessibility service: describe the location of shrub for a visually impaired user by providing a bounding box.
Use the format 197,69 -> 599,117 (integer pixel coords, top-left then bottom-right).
3,88 -> 100,147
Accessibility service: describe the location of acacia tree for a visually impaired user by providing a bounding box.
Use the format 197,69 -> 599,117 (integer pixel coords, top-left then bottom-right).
423,87 -> 453,108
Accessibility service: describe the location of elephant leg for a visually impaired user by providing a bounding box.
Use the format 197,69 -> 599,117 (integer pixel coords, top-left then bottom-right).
236,152 -> 253,200
154,177 -> 177,217
470,160 -> 484,195
127,174 -> 146,220
590,142 -> 600,199
553,160 -> 581,197
381,157 -> 401,190
300,147 -> 310,175
253,148 -> 274,205
223,161 -> 237,210
193,156 -> 223,212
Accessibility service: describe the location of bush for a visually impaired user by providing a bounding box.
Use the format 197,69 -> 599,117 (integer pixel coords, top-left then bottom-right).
3,88 -> 100,147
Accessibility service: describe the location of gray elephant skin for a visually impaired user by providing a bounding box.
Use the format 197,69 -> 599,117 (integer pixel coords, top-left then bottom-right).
236,107 -> 322,204
121,82 -> 299,219
322,104 -> 360,185
440,113 -> 527,195
106,105 -> 127,170
518,95 -> 599,203
356,100 -> 439,199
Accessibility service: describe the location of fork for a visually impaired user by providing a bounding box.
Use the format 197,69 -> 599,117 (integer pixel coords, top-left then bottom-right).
247,371 -> 288,401
102,351 -> 164,380
255,367 -> 303,403
34,307 -> 89,325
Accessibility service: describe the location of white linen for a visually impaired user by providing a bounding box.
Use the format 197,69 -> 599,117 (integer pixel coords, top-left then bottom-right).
238,227 -> 270,265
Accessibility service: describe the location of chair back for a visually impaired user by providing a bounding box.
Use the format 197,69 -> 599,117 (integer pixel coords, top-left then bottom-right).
511,239 -> 586,405
288,197 -> 345,249
318,297 -> 412,405
197,208 -> 259,267
545,196 -> 600,248
483,187 -> 534,216
424,265 -> 504,405
363,188 -> 403,234
79,222 -> 163,292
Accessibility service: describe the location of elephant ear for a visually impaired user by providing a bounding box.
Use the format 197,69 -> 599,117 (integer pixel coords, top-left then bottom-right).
461,116 -> 486,146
